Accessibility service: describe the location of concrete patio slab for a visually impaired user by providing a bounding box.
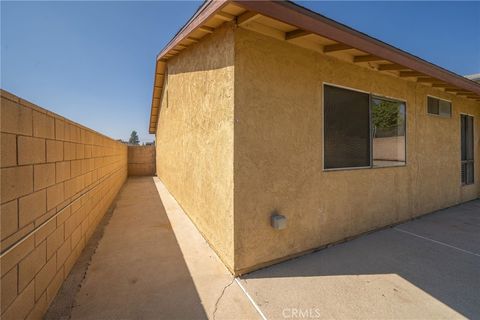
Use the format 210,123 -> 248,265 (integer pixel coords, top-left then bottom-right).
53,177 -> 259,320
240,199 -> 480,319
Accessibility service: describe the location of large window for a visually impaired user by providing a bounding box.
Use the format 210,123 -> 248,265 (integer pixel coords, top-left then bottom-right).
324,84 -> 406,170
461,114 -> 474,185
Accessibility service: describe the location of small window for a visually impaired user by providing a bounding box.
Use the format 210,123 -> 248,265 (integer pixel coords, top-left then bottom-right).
427,96 -> 451,117
461,114 -> 474,185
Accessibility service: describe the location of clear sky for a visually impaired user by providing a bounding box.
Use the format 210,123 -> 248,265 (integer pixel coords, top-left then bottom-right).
2,1 -> 479,143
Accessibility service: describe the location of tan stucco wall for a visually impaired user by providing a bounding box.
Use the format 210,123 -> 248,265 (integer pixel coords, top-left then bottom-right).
155,23 -> 235,270
233,28 -> 480,273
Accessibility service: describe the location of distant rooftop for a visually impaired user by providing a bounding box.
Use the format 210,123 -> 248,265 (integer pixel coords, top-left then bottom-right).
465,74 -> 480,83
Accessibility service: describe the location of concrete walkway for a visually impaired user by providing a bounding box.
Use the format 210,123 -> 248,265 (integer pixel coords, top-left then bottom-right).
48,176 -> 479,319
51,177 -> 259,320
240,200 -> 480,319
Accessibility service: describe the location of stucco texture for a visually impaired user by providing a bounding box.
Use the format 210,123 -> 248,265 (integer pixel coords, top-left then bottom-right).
155,23 -> 235,270
154,24 -> 479,275
233,28 -> 480,273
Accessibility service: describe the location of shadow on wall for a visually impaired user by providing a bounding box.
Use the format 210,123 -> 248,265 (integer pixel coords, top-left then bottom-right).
66,177 -> 207,319
243,201 -> 480,319
166,23 -> 234,76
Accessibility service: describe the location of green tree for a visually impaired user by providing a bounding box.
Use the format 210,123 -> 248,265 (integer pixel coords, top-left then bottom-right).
372,99 -> 405,138
372,100 -> 402,129
129,130 -> 140,145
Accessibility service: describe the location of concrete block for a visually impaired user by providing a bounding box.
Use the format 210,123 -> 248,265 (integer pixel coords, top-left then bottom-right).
1,279 -> 34,320
46,140 -> 63,163
56,239 -> 71,269
46,267 -> 64,304
0,235 -> 34,277
1,200 -> 18,240
56,206 -> 71,227
1,266 -> 17,311
84,145 -> 92,158
1,223 -> 34,253
34,256 -> 56,300
71,224 -> 82,248
54,118 -> 64,141
46,225 -> 64,260
71,160 -> 82,178
46,183 -> 64,211
1,133 -> 17,168
34,208 -> 56,228
18,136 -> 45,165
33,111 -> 55,139
64,179 -> 75,199
25,291 -> 47,320
19,189 -> 47,227
64,212 -> 79,239
55,161 -> 70,183
64,142 -> 76,161
1,166 -> 33,203
34,163 -> 55,191
18,241 -> 46,291
76,144 -> 84,159
34,219 -> 56,247
1,97 -> 32,136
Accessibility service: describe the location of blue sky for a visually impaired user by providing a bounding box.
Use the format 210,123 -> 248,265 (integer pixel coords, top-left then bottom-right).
2,1 -> 479,143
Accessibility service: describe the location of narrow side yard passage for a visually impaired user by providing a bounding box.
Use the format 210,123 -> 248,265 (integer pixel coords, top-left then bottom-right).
240,200 -> 480,319
48,177 -> 258,320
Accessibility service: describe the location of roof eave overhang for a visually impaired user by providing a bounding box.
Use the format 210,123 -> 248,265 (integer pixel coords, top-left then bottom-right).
148,0 -> 480,134
148,0 -> 228,134
234,0 -> 480,95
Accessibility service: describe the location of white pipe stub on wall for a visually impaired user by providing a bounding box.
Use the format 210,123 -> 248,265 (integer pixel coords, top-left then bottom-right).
271,213 -> 287,230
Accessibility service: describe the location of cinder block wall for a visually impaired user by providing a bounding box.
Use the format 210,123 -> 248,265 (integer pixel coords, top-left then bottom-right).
0,90 -> 127,319
127,145 -> 155,176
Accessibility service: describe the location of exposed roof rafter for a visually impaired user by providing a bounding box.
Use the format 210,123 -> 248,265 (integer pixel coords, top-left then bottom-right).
323,43 -> 352,53
148,0 -> 480,134
353,55 -> 384,63
237,11 -> 261,26
378,64 -> 409,71
285,29 -> 311,41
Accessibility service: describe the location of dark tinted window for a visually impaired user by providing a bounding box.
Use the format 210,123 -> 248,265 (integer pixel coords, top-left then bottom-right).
324,85 -> 370,169
427,96 -> 439,115
428,96 -> 451,117
461,114 -> 474,185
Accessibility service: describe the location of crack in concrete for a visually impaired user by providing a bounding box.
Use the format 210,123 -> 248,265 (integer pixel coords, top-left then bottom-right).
212,277 -> 236,320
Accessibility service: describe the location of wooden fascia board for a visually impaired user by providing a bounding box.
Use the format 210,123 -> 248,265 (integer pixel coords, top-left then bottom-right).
232,0 -> 480,95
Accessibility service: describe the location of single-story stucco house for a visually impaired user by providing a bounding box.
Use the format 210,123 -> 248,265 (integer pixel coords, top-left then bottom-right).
148,0 -> 480,275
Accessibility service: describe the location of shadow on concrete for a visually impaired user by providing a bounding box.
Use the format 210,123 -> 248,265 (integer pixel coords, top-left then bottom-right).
244,200 -> 480,318
68,177 -> 207,320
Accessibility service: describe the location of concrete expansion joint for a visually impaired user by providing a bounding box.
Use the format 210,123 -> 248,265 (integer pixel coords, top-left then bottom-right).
212,277 -> 235,320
